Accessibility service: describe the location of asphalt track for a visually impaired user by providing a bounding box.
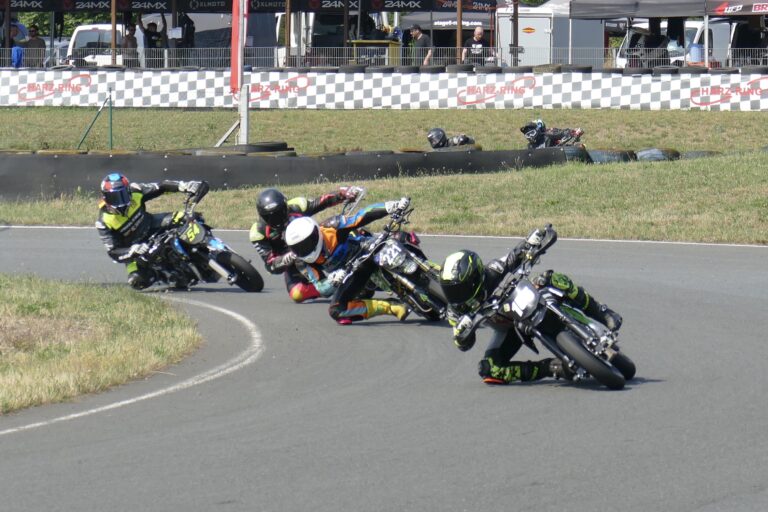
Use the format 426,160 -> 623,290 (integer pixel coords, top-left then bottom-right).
1,226 -> 767,512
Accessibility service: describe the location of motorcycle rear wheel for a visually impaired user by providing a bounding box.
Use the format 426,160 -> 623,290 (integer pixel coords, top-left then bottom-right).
609,352 -> 636,381
556,331 -> 625,390
218,252 -> 264,292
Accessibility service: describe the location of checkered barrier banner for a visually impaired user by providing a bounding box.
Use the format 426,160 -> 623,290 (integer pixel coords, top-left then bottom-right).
2,69 -> 767,110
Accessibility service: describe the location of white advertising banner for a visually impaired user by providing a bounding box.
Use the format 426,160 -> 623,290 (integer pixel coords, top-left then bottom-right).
1,69 -> 767,111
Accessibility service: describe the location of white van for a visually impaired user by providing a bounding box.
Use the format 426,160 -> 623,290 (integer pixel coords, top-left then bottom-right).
67,24 -> 145,67
615,19 -> 734,68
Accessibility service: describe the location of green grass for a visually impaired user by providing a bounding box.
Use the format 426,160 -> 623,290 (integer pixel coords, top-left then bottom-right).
0,107 -> 766,153
0,274 -> 202,414
2,152 -> 767,244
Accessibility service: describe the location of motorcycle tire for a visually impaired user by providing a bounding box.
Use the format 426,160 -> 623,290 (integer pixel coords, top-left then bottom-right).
556,330 -> 625,390
218,252 -> 264,292
609,352 -> 637,381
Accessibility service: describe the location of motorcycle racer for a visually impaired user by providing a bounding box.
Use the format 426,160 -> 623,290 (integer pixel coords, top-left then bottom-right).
249,186 -> 364,302
284,197 -> 412,324
520,119 -> 584,149
95,172 -> 208,290
427,127 -> 475,149
438,234 -> 622,385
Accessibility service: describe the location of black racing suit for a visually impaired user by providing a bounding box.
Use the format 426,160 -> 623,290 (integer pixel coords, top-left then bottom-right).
450,243 -> 613,384
248,190 -> 350,302
432,134 -> 475,149
95,180 -> 207,289
523,125 -> 582,149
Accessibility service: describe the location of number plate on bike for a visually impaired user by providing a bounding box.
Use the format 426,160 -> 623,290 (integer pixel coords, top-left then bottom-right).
179,220 -> 205,245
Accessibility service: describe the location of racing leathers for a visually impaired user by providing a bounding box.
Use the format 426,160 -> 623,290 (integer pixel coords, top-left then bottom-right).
95,180 -> 207,289
249,187 -> 362,302
295,199 -> 411,323
450,243 -> 622,385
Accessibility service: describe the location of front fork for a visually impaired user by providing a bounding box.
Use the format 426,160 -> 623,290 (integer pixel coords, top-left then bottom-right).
519,303 -> 619,380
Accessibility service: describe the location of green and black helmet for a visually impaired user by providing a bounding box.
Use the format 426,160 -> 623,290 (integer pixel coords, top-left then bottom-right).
439,250 -> 486,314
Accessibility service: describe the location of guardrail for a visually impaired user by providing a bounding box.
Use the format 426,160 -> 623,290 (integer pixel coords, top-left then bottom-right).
1,46 -> 766,70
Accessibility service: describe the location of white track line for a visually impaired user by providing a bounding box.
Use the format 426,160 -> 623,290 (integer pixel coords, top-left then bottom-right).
3,225 -> 766,249
0,297 -> 264,437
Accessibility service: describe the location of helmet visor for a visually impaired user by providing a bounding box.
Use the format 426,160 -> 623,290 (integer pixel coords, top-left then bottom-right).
442,279 -> 482,306
260,203 -> 288,226
290,226 -> 322,262
103,187 -> 132,210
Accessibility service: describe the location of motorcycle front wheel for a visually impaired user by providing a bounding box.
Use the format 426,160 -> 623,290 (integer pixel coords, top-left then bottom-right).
556,330 -> 625,390
217,252 -> 264,292
609,352 -> 636,381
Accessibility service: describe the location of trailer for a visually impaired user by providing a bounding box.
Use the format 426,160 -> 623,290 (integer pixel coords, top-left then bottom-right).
496,0 -> 605,68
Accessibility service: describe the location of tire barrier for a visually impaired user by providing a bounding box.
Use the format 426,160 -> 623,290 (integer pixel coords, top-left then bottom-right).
0,145 -> 749,200
636,148 -> 681,161
587,149 -> 638,164
0,147 -> 569,200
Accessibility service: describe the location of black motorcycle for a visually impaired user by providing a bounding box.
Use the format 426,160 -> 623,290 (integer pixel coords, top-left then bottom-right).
472,224 -> 635,389
341,202 -> 447,321
141,195 -> 264,292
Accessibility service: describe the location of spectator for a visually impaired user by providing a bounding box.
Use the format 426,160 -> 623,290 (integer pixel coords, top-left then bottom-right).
137,12 -> 167,68
409,24 -> 432,66
2,23 -> 23,47
122,24 -> 139,68
462,27 -> 493,66
24,25 -> 46,67
3,24 -> 24,67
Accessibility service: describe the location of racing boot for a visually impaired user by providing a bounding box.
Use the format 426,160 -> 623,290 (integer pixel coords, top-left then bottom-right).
543,358 -> 575,381
478,358 -> 548,385
583,299 -> 623,331
127,269 -> 155,290
336,299 -> 410,324
365,299 -> 410,321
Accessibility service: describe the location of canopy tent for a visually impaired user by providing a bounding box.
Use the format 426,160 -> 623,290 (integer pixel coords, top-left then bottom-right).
707,1 -> 768,15
569,0 -> 706,19
400,11 -> 493,30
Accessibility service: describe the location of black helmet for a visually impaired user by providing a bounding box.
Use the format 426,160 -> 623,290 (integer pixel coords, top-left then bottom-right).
427,127 -> 448,149
439,250 -> 486,314
521,119 -> 545,144
257,188 -> 289,227
100,172 -> 132,215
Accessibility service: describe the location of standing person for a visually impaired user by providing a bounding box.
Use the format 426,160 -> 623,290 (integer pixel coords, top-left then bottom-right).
24,25 -> 46,67
462,27 -> 493,66
409,24 -> 432,66
121,24 -> 139,68
137,12 -> 167,68
95,173 -> 207,290
249,186 -> 364,303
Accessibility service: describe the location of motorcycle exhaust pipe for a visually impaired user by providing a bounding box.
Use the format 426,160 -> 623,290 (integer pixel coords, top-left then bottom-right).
208,258 -> 235,283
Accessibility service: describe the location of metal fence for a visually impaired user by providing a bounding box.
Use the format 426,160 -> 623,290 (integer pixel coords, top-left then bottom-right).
1,46 -> 766,70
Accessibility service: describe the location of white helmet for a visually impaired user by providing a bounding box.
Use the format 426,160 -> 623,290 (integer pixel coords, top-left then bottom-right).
285,216 -> 324,263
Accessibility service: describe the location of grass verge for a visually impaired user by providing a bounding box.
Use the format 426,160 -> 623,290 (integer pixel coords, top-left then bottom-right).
0,274 -> 202,414
1,107 -> 767,153
2,152 -> 767,244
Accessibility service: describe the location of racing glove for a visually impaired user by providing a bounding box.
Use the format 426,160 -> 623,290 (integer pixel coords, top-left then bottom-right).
178,181 -> 202,194
385,197 -> 410,214
122,242 -> 150,261
339,186 -> 364,201
326,269 -> 348,286
452,315 -> 476,352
